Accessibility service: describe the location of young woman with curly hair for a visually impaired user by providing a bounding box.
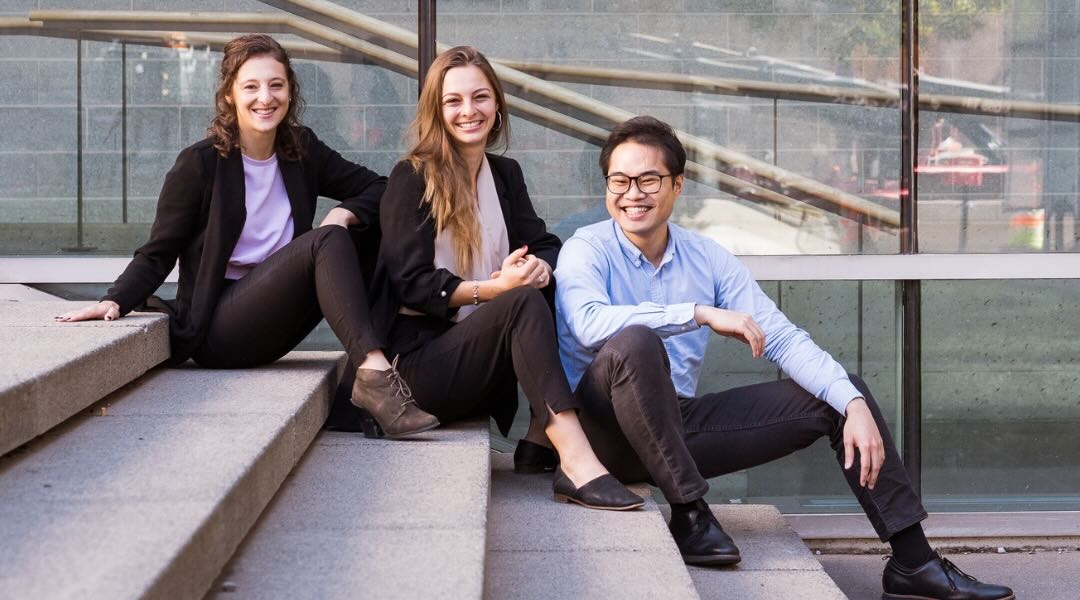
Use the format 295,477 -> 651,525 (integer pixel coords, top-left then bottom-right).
57,34 -> 437,437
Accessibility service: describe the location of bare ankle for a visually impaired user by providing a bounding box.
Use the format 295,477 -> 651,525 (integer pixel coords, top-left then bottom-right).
358,350 -> 391,371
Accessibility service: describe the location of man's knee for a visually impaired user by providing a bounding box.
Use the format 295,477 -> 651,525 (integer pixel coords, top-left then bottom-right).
598,325 -> 668,371
608,324 -> 662,353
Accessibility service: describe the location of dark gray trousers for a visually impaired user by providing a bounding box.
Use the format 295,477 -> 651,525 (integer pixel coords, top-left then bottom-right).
397,286 -> 580,428
574,325 -> 927,541
193,226 -> 382,368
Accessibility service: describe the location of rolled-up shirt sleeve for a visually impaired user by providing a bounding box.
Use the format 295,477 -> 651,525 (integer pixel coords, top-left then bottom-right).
555,236 -> 699,351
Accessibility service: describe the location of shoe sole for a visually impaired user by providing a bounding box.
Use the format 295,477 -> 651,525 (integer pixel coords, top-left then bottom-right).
359,417 -> 441,439
514,463 -> 557,475
382,419 -> 442,439
882,595 -> 1014,600
682,553 -> 742,567
552,493 -> 645,511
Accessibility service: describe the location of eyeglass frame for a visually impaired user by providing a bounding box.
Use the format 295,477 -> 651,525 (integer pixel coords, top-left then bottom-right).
604,172 -> 678,194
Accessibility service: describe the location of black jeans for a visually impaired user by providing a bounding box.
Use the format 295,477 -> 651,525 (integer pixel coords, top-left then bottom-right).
575,325 -> 927,541
192,226 -> 381,368
395,286 -> 579,428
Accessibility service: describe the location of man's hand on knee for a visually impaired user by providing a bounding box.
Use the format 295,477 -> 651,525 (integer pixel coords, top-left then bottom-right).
843,398 -> 885,489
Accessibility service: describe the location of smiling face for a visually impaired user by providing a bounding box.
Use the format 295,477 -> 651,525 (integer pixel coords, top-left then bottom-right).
605,141 -> 683,254
440,65 -> 498,151
227,54 -> 290,144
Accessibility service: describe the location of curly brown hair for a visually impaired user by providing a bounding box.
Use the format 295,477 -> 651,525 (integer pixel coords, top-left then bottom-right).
207,34 -> 306,160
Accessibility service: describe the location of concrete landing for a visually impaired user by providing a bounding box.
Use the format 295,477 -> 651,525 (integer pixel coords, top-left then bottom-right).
0,352 -> 344,600
662,504 -> 847,600
0,284 -> 59,301
484,453 -> 699,600
821,549 -> 1076,600
0,299 -> 169,456
206,419 -> 491,600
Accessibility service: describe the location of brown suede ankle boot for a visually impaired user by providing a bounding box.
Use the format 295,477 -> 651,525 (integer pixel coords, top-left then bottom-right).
350,357 -> 439,438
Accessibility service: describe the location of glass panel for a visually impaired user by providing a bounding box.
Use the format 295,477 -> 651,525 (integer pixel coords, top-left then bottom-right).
437,1 -> 901,255
918,3 -> 1080,253
0,3 -> 417,256
921,280 -> 1080,511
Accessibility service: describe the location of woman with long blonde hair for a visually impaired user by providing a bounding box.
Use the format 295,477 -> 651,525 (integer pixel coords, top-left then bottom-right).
374,46 -> 642,510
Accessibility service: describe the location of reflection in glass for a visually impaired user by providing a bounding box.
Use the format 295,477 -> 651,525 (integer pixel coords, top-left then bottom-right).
918,3 -> 1080,253
0,14 -> 417,256
438,2 -> 901,255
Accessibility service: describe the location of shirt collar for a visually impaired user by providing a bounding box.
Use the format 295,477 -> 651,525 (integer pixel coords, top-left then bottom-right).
612,220 -> 677,269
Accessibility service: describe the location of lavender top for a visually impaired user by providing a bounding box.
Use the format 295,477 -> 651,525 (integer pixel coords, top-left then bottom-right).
225,153 -> 295,280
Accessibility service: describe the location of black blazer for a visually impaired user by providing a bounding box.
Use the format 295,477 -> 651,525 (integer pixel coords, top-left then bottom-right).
104,127 -> 386,364
371,154 -> 561,434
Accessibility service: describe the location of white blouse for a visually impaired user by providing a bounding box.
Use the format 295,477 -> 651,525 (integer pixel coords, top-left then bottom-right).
434,155 -> 510,321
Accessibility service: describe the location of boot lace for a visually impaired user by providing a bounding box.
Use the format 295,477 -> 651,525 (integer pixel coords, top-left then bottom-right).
385,355 -> 416,421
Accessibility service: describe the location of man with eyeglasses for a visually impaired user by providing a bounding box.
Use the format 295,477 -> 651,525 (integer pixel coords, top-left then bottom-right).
553,116 -> 1012,600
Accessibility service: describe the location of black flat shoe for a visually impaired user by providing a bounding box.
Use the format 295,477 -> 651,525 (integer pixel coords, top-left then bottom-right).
882,552 -> 1014,600
514,439 -> 559,474
552,468 -> 644,511
668,499 -> 741,567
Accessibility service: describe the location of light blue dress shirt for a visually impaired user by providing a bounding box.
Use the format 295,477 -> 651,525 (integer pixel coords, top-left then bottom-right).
554,219 -> 862,414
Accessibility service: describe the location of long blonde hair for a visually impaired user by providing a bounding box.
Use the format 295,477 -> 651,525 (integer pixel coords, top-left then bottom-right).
405,46 -> 510,273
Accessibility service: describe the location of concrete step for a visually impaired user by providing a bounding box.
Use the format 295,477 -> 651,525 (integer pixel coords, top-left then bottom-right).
484,452 -> 699,600
660,504 -> 848,600
0,352 -> 345,600
206,419 -> 491,600
0,284 -> 61,301
0,298 -> 169,456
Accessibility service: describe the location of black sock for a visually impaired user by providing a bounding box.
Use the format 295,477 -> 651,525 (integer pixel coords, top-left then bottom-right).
889,523 -> 934,569
669,498 -> 706,515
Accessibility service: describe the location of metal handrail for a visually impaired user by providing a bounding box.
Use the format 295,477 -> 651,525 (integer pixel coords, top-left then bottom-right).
28,10 -> 419,77
13,7 -> 929,226
261,0 -> 898,227
12,10 -> 834,222
497,61 -> 1080,124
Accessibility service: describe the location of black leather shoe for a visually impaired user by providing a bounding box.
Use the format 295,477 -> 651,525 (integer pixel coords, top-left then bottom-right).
552,468 -> 644,511
514,439 -> 559,474
882,552 -> 1015,600
668,499 -> 741,566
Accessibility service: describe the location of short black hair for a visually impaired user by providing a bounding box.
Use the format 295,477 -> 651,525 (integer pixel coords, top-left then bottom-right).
599,116 -> 686,176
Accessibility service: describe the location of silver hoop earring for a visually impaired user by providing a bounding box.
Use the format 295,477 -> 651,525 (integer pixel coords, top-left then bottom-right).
494,111 -> 503,131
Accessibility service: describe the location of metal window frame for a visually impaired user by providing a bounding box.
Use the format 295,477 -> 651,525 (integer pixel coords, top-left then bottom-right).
900,0 -> 923,496
4,253 -> 1079,284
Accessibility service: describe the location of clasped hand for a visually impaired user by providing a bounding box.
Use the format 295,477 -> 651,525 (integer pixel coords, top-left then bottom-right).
490,245 -> 551,291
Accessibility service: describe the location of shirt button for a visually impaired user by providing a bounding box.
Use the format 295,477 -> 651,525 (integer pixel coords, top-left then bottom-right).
440,290 -> 447,297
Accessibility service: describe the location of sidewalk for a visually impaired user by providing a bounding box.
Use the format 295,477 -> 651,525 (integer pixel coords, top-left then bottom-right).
819,549 -> 1080,599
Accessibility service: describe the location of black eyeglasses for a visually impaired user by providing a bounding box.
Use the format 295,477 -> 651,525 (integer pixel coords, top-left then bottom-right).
605,173 -> 674,194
